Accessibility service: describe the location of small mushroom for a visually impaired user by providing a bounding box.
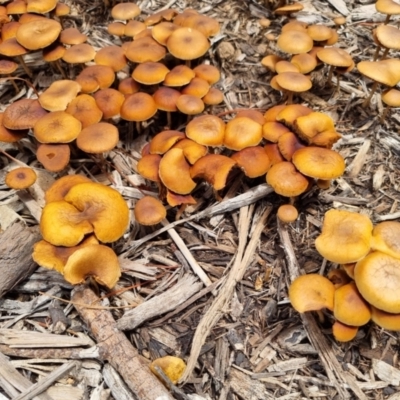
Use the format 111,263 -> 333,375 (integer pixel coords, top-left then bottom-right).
5,166 -> 37,189
150,356 -> 186,385
134,196 -> 166,225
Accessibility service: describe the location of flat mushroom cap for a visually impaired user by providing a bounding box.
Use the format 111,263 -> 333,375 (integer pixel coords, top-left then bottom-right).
266,161 -> 309,197
153,86 -> 181,111
16,19 -> 61,50
163,64 -> 195,86
124,36 -> 166,63
94,45 -> 127,72
371,221 -> 400,258
26,0 -> 57,13
39,80 -> 81,112
167,27 -> 210,60
186,114 -> 225,147
381,88 -> 400,107
63,244 -> 121,289
76,122 -> 119,154
292,147 -> 345,180
5,167 -> 37,189
93,88 -> 125,119
376,0 -> 400,15
37,143 -> 70,172
111,2 -> 140,20
75,65 -> 115,93
355,251 -> 400,313
193,63 -> 221,84
62,43 -> 96,64
34,111 -> 82,143
132,62 -> 170,85
0,112 -> 27,142
65,182 -> 130,243
317,47 -> 353,67
44,174 -> 91,203
134,196 -> 166,225
59,27 -> 87,45
315,209 -> 373,264
224,116 -> 263,150
277,30 -> 313,54
137,154 -> 162,182
289,273 -> 335,312
176,94 -> 204,115
32,235 -> 99,273
159,148 -> 196,194
3,99 -> 47,130
190,154 -> 236,190
149,130 -> 185,154
275,72 -> 312,92
357,59 -> 400,87
66,94 -> 103,128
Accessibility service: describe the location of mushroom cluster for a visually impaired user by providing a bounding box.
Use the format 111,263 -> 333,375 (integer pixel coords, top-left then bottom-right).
32,175 -> 130,289
289,209 -> 400,341
261,18 -> 353,100
136,104 -> 345,216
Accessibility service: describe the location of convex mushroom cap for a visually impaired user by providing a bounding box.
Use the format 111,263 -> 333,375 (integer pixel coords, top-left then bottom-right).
134,196 -> 166,225
315,209 -> 373,264
371,221 -> 400,258
5,167 -> 36,189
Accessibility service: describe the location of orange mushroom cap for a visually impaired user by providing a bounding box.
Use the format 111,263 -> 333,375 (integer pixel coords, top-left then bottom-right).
166,27 -> 209,60
231,146 -> 271,178
134,196 -> 166,226
186,114 -> 225,147
37,143 -> 70,172
44,175 -> 92,204
76,122 -> 119,154
5,167 -> 37,189
224,116 -> 262,150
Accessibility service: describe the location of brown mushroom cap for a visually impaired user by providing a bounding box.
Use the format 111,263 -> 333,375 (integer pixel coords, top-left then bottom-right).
381,88 -> 400,107
292,147 -> 345,180
5,167 -> 37,189
124,36 -> 166,63
137,154 -> 162,182
62,43 -> 96,64
290,53 -> 317,74
163,64 -> 195,86
261,54 -> 284,72
26,0 -> 57,13
93,88 -> 125,119
59,27 -> 87,45
159,148 -> 196,194
151,21 -> 178,45
315,209 -> 373,264
190,154 -> 236,190
166,190 -> 196,207
32,235 -> 99,273
111,2 -> 140,20
44,175 -> 92,203
186,114 -> 225,147
180,14 -> 220,37
278,131 -> 305,161
166,27 -> 209,60
176,94 -> 205,115
275,60 -> 300,74
193,63 -> 221,84
277,204 -> 298,223
121,92 -> 157,122
172,138 -> 208,164
224,116 -> 263,150
132,62 -> 170,85
94,45 -> 127,72
134,196 -> 166,226
289,273 -> 335,312
63,244 -> 121,289
107,21 -> 125,37
65,94 -> 103,128
266,161 -> 309,197
39,79 -> 81,112
332,321 -> 358,342
34,111 -> 82,143
149,130 -> 185,154
16,19 -> 61,50
76,122 -> 119,154
181,77 -> 210,98
75,65 -> 115,93
277,30 -> 313,54
0,112 -> 27,142
202,87 -> 224,106
371,221 -> 400,258
262,121 -> 291,143
153,86 -> 181,112
264,143 -> 286,165
275,72 -> 312,93
231,146 -> 271,178
317,47 -> 353,68
37,143 -> 70,172
355,251 -> 400,313
334,281 -> 371,326
307,24 -> 334,42
357,59 -> 400,87
3,99 -> 47,130
276,104 -> 313,127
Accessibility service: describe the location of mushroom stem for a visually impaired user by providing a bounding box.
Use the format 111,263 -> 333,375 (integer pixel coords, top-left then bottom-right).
327,65 -> 334,85
17,55 -> 32,78
8,74 -> 19,93
286,91 -> 294,105
166,111 -> 172,129
380,47 -> 389,60
380,105 -> 390,123
373,45 -> 382,61
362,81 -> 379,108
136,121 -> 142,134
54,60 -> 67,79
384,14 -> 391,25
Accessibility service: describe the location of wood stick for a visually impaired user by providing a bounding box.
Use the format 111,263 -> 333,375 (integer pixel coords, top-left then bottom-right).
0,222 -> 41,298
72,285 -> 174,400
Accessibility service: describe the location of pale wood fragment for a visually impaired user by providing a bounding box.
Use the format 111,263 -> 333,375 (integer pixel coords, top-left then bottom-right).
117,274 -> 203,331
102,364 -> 136,400
372,359 -> 400,386
347,139 -> 371,178
326,0 -> 349,15
229,368 -> 272,400
0,221 -> 41,298
72,285 -> 174,400
180,205 -> 271,382
46,385 -> 84,400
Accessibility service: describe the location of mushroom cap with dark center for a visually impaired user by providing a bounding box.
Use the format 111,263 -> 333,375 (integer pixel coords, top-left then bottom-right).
65,94 -> 103,128
163,64 -> 195,86
3,99 -> 47,130
5,166 -> 37,189
132,62 -> 170,85
124,36 -> 166,63
76,122 -> 119,154
94,45 -> 127,72
186,114 -> 225,147
231,146 -> 271,178
0,112 -> 27,142
275,72 -> 312,92
37,143 -> 70,172
75,65 -> 115,93
121,92 -> 157,122
93,88 -> 125,119
166,27 -> 210,60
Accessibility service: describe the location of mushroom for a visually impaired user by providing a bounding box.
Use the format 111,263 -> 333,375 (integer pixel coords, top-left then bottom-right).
44,174 -> 92,203
149,130 -> 185,155
277,204 -> 298,223
274,72 -> 312,104
40,182 -> 130,246
176,94 -> 205,117
181,77 -> 210,98
224,116 -> 263,150
375,0 -> 400,24
76,122 -> 119,154
354,252 -> 400,313
63,244 -> 121,289
371,221 -> 400,259
231,146 -> 271,178
66,94 -> 103,128
134,196 -> 166,225
59,27 -> 87,45
132,62 -> 170,85
380,88 -> 400,122
332,321 -> 358,342
185,114 -> 225,147
94,45 -> 127,72
315,209 -> 373,264
38,79 -> 81,112
5,166 -> 37,189
163,65 -> 195,87
16,19 -> 61,50
172,138 -> 208,164
75,65 -> 115,94
371,306 -> 400,331
150,356 -> 186,385
124,36 -> 166,63
151,21 -> 178,46
266,161 -> 309,197
289,273 -> 335,313
93,88 -> 125,120
3,98 -> 47,130
153,87 -> 181,127
111,2 -> 140,20
137,154 -> 162,183
277,30 -> 313,55
36,143 -> 70,172
334,281 -> 371,326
